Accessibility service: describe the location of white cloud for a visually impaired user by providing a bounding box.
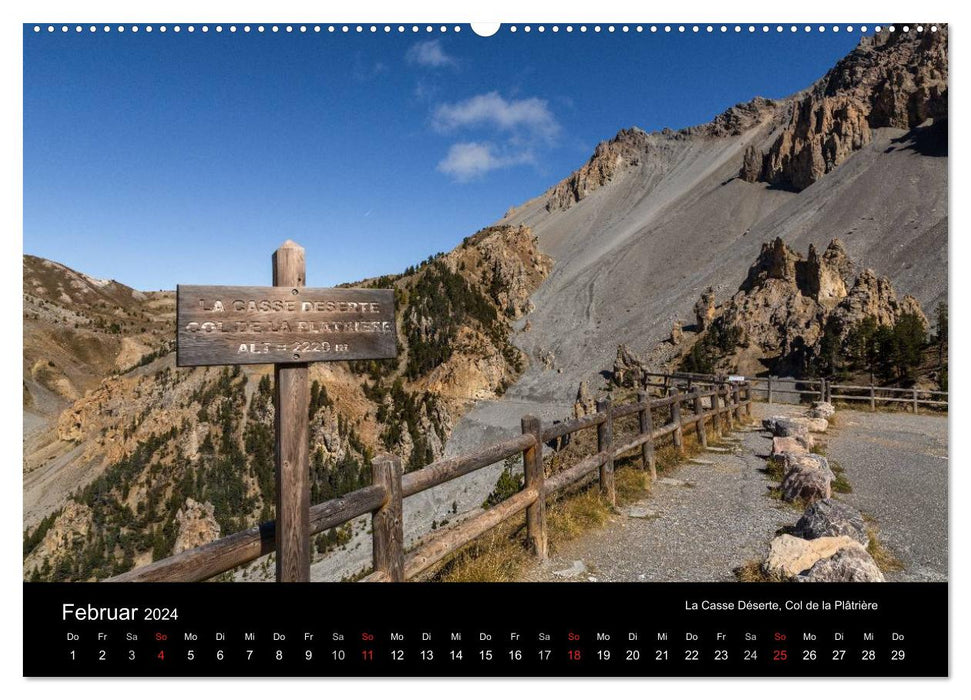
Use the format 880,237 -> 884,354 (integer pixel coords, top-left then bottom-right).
436,142 -> 532,182
433,92 -> 560,143
406,40 -> 456,68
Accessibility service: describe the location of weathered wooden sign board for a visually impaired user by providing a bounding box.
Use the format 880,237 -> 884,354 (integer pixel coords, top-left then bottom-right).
175,241 -> 398,582
176,285 -> 396,366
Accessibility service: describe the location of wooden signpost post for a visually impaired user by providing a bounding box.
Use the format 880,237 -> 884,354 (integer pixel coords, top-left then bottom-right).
176,241 -> 397,582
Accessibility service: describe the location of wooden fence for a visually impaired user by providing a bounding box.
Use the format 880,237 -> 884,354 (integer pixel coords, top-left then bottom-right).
644,372 -> 947,412
107,378 -> 753,583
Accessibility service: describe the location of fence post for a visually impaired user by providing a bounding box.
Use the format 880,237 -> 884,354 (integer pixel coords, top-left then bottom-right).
273,241 -> 310,583
722,384 -> 734,431
670,388 -> 684,455
596,399 -> 616,506
870,384 -> 876,411
913,388 -> 919,414
768,375 -> 774,404
371,454 -> 404,582
744,382 -> 752,418
637,390 -> 657,480
693,390 -> 707,448
521,415 -> 548,559
819,378 -> 827,402
733,384 -> 742,422
711,386 -> 722,436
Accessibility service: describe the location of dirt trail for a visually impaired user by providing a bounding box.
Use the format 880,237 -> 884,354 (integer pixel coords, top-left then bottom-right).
518,402 -> 947,582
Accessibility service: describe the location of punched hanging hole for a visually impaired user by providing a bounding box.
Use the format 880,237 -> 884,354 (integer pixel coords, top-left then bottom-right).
471,23 -> 500,37
293,354 -> 301,360
291,288 -> 299,295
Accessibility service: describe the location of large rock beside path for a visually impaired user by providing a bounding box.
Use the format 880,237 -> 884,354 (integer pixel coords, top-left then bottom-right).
781,452 -> 835,480
763,534 -> 862,579
781,464 -> 832,504
794,499 -> 869,547
765,415 -> 827,436
772,435 -> 812,455
808,401 -> 836,420
795,546 -> 885,582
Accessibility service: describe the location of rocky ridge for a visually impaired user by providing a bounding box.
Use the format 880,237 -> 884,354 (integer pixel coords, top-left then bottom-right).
545,97 -> 781,212
742,26 -> 948,190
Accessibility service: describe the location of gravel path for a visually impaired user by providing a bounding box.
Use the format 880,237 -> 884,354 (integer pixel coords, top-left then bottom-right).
520,418 -> 793,582
822,408 -> 948,581
518,402 -> 948,583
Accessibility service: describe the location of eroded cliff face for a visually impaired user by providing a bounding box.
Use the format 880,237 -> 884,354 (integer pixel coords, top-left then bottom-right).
741,26 -> 948,191
680,238 -> 928,377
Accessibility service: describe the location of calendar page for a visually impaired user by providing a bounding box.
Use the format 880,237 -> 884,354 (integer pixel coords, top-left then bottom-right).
20,11 -> 949,680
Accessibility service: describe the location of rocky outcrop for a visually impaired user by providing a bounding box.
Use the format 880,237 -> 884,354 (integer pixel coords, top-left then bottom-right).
23,501 -> 95,578
742,27 -> 948,191
670,321 -> 684,345
681,237 -> 929,377
173,499 -> 221,555
546,98 -> 780,211
687,97 -> 780,138
829,269 -> 928,331
693,288 -> 717,331
445,225 -> 553,320
613,344 -> 647,388
794,499 -> 869,547
573,381 -> 596,419
545,128 -> 654,211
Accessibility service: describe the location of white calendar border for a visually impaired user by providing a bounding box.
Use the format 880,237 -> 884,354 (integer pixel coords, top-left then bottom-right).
3,0 -> 963,696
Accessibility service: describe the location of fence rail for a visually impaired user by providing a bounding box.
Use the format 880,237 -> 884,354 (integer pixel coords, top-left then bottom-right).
643,371 -> 947,412
108,378 -> 754,583
742,376 -> 947,412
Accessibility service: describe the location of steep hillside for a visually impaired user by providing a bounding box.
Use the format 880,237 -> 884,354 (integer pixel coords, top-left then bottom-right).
446,26 -> 946,456
23,225 -> 550,580
23,254 -> 174,414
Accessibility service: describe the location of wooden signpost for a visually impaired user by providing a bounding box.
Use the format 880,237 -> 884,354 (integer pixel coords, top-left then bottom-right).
175,241 -> 397,582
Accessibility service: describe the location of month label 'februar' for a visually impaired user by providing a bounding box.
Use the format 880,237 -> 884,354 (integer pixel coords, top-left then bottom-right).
176,285 -> 396,366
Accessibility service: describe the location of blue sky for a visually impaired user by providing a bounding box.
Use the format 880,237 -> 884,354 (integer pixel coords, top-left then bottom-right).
23,25 -> 868,290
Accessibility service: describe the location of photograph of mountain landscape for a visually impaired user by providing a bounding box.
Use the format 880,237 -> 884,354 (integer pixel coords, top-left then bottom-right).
23,23 -> 947,585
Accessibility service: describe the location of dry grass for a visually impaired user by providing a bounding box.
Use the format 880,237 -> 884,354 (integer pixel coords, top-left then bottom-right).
733,559 -> 784,582
430,405 -> 751,582
865,524 -> 905,573
830,460 -> 852,494
434,520 -> 532,583
763,455 -> 785,481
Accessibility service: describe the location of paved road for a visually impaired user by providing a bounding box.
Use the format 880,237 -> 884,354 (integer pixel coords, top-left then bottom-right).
518,403 -> 948,582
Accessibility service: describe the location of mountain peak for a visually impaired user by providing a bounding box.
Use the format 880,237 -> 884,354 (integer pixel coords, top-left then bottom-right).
741,25 -> 948,191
